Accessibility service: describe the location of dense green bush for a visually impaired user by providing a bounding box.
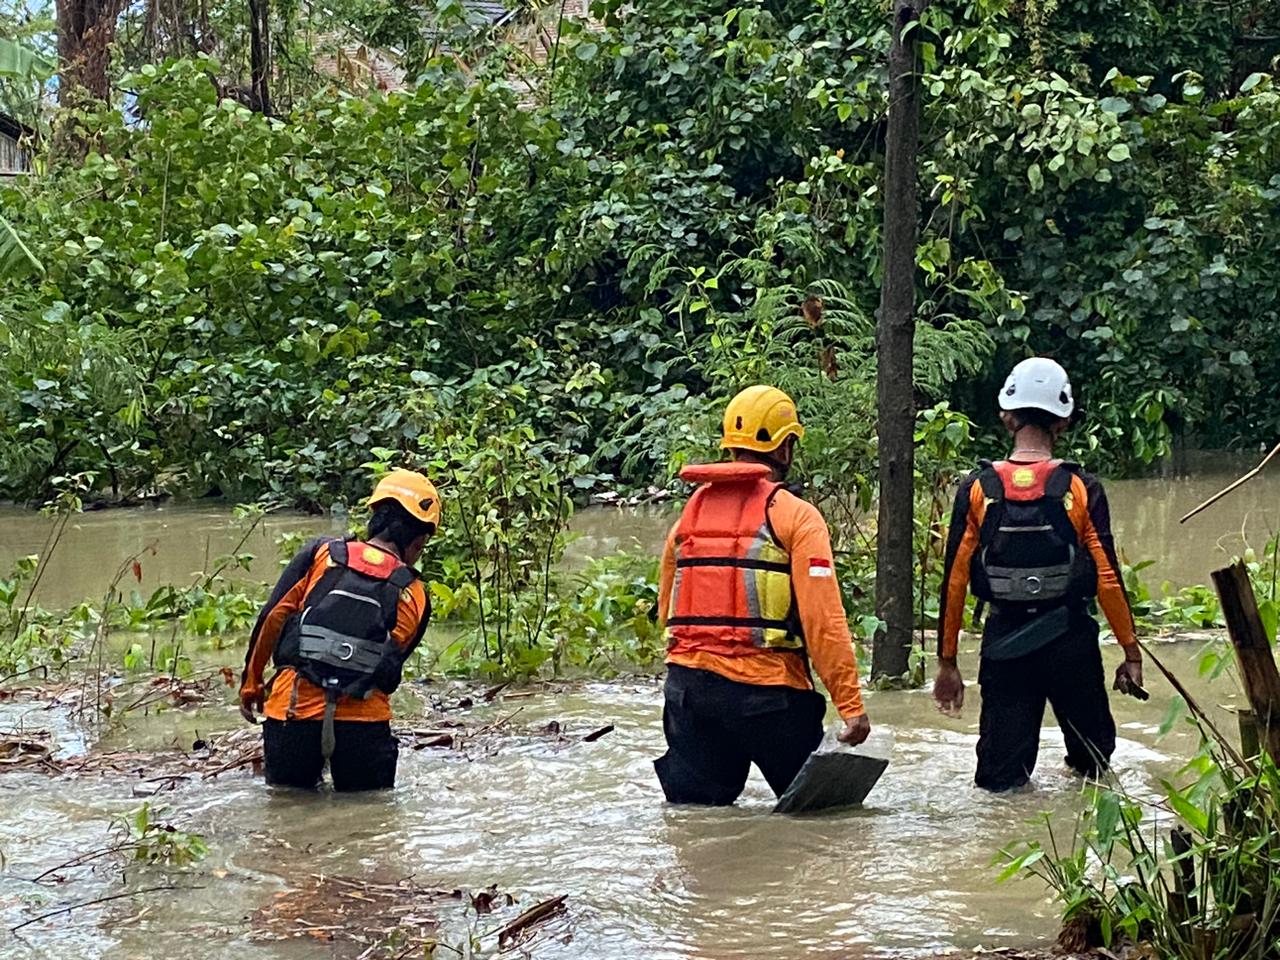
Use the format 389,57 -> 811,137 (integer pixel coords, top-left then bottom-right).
6,0 -> 1276,509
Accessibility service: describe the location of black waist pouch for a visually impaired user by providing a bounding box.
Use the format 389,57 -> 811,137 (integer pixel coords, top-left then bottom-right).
980,605 -> 1072,662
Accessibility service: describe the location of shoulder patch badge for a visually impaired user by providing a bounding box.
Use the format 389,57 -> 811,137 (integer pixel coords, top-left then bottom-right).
808,558 -> 834,578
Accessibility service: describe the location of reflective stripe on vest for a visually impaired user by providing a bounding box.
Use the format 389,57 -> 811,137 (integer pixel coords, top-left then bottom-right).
665,468 -> 802,655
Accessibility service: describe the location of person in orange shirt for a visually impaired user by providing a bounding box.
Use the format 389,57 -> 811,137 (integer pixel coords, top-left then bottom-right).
933,358 -> 1145,791
654,385 -> 871,805
239,469 -> 438,791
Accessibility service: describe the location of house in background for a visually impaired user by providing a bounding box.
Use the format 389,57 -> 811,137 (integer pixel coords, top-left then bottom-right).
0,112 -> 33,177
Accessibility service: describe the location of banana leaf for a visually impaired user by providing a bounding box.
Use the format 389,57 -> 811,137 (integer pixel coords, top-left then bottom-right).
0,215 -> 44,278
0,38 -> 54,80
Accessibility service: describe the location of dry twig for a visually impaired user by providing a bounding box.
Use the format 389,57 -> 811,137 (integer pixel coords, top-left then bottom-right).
1181,440 -> 1280,524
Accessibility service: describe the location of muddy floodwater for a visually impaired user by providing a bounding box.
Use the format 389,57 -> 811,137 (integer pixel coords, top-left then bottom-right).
2,451 -> 1278,609
0,641 -> 1243,959
0,452 -> 1270,957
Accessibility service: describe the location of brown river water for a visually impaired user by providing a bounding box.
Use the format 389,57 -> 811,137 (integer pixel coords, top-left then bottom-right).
0,452 -> 1273,958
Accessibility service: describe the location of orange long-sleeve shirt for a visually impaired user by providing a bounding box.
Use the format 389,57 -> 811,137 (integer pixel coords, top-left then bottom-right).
239,539 -> 430,722
937,463 -> 1136,659
658,489 -> 866,718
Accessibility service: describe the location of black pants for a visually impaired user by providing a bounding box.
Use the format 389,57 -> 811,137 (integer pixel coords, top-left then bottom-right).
262,718 -> 399,791
976,614 -> 1116,791
655,664 -> 827,805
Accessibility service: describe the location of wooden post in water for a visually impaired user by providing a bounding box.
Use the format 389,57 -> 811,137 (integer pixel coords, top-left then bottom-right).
1211,561 -> 1280,761
872,0 -> 928,684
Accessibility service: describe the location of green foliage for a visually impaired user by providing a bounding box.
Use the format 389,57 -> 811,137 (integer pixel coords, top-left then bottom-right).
1,0 -> 1277,690
118,803 -> 209,867
1,0 -> 1278,510
1122,559 -> 1225,634
0,552 -> 89,676
0,215 -> 44,279
1000,724 -> 1280,957
546,552 -> 663,674
429,552 -> 663,679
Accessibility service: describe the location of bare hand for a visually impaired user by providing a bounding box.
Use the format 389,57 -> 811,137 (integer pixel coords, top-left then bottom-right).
1113,659 -> 1147,700
838,713 -> 871,746
239,695 -> 262,724
934,661 -> 965,717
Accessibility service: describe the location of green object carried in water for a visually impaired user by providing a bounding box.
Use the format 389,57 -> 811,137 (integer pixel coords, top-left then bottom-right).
772,751 -> 889,815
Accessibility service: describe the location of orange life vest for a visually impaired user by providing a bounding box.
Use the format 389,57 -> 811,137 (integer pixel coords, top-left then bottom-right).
665,462 -> 803,657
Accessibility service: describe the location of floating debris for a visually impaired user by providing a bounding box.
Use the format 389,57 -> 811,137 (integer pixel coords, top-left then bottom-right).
251,875 -> 459,954
51,726 -> 264,786
250,875 -> 563,958
0,730 -> 55,768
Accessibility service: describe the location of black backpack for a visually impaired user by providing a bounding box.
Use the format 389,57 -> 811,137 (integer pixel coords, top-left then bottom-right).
273,539 -> 418,702
969,460 -> 1096,610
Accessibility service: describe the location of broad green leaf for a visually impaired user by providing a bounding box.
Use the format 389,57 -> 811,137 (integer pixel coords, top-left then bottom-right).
1095,789 -> 1121,847
1240,73 -> 1265,93
0,216 -> 44,278
0,38 -> 53,80
1163,781 -> 1209,834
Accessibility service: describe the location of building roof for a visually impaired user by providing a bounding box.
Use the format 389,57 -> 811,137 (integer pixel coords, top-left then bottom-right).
469,1 -> 517,25
0,112 -> 32,142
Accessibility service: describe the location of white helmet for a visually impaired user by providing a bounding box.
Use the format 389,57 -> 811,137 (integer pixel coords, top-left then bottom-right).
998,357 -> 1074,419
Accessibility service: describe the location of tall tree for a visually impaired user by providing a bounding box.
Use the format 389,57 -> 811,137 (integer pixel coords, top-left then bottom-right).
56,0 -> 125,103
247,0 -> 271,115
872,0 -> 927,684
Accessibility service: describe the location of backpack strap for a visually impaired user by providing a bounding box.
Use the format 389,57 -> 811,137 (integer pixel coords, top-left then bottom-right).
975,461 -> 1004,546
1043,461 -> 1077,499
328,539 -> 349,567
1044,462 -> 1082,545
388,565 -> 417,591
762,481 -> 789,548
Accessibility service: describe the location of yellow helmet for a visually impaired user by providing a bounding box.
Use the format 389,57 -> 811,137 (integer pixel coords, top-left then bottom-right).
720,385 -> 805,453
368,468 -> 442,530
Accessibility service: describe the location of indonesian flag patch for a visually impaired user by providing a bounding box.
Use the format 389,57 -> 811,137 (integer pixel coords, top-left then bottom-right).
808,558 -> 834,578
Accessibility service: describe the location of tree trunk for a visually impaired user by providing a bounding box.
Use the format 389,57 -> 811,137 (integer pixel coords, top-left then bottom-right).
56,0 -> 126,104
1211,561 -> 1280,761
872,0 -> 927,684
248,0 -> 272,115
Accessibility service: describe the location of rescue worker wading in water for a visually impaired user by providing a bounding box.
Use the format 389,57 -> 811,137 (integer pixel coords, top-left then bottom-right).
238,469 -> 438,791
933,358 -> 1145,791
655,385 -> 872,805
